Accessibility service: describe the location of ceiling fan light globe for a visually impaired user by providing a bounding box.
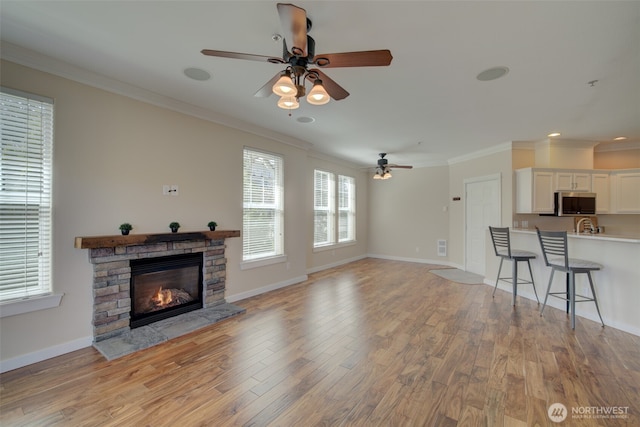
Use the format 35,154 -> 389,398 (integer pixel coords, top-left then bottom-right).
272,72 -> 296,97
277,95 -> 300,110
307,80 -> 330,105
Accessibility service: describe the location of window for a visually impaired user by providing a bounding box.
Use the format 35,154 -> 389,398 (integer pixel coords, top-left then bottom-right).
0,87 -> 53,302
338,175 -> 356,242
313,170 -> 356,248
314,170 -> 335,246
242,148 -> 284,261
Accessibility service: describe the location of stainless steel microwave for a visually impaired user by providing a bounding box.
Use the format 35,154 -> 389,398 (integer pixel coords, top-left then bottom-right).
554,192 -> 596,216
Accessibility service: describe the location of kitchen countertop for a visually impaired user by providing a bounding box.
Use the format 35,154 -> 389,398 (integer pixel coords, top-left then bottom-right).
511,228 -> 640,244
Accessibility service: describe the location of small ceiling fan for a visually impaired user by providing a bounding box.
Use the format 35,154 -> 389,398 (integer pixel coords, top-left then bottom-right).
201,3 -> 392,109
373,153 -> 413,180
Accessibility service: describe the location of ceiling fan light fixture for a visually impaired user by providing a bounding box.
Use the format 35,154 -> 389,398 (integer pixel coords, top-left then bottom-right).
307,79 -> 330,105
277,95 -> 300,110
382,170 -> 392,179
272,71 -> 296,96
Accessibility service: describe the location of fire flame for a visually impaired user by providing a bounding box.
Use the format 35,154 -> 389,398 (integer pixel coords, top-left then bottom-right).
152,287 -> 173,306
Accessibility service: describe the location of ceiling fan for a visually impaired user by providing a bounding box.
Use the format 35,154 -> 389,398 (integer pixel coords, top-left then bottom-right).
373,153 -> 413,180
201,3 -> 392,110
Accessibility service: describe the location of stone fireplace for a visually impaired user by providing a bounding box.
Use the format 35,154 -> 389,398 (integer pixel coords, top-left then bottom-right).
75,230 -> 240,342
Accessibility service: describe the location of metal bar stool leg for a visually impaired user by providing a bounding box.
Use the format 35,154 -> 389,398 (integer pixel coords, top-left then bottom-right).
512,259 -> 518,306
493,258 -> 504,297
587,272 -> 605,327
569,272 -> 576,329
526,259 -> 540,303
540,269 -> 555,316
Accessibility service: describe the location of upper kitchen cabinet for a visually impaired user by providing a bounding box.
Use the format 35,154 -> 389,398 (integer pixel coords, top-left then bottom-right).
555,171 -> 591,192
610,169 -> 640,213
591,173 -> 610,213
515,168 -> 555,214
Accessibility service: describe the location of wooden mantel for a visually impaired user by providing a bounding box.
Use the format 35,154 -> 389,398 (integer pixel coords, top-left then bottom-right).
75,230 -> 240,249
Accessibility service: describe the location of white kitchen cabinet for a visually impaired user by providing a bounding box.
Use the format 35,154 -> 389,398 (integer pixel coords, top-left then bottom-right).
611,170 -> 640,213
555,171 -> 591,191
515,168 -> 555,214
591,173 -> 610,213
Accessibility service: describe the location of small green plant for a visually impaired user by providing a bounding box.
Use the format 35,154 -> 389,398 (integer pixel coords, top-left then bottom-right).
119,223 -> 133,235
207,221 -> 218,231
169,221 -> 181,232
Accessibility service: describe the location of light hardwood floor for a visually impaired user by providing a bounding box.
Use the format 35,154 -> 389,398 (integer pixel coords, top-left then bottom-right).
1,258 -> 639,426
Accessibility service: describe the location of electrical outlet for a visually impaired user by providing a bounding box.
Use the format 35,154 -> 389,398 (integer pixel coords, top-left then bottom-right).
522,220 -> 529,228
162,185 -> 170,195
170,185 -> 179,196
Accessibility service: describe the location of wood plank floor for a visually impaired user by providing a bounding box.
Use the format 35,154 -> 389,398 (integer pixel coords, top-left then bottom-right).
1,258 -> 639,426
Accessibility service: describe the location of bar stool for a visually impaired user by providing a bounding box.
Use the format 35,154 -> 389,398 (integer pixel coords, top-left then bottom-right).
489,226 -> 540,306
536,229 -> 605,329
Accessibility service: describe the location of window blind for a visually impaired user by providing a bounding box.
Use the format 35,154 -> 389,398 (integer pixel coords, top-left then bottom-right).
313,170 -> 335,247
0,87 -> 54,301
338,175 -> 356,242
242,148 -> 284,261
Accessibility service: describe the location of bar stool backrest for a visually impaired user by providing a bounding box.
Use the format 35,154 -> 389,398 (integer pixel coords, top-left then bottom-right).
489,226 -> 511,258
536,229 -> 569,269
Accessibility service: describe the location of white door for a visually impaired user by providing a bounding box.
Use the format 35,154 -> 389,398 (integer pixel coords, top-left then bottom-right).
465,174 -> 501,275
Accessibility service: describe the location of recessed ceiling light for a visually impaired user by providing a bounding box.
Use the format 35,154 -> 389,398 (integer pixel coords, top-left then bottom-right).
183,67 -> 211,81
614,136 -> 627,141
297,116 -> 315,124
548,132 -> 561,137
476,66 -> 509,81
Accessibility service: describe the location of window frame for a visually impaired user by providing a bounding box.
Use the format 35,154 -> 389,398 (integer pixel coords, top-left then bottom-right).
241,147 -> 285,268
313,170 -> 356,250
0,87 -> 55,306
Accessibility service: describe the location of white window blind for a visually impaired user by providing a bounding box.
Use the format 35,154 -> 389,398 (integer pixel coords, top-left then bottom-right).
338,175 -> 356,242
0,87 -> 53,301
313,170 -> 335,247
243,148 -> 284,261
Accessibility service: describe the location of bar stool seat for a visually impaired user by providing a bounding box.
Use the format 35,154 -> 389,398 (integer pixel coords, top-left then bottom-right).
536,229 -> 605,329
489,226 -> 540,306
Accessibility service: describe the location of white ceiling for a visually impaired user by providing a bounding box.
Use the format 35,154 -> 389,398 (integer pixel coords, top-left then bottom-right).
2,1 -> 639,168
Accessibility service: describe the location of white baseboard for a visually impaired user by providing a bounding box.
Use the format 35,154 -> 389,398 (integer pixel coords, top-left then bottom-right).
0,336 -> 92,374
226,274 -> 308,303
367,253 -> 460,268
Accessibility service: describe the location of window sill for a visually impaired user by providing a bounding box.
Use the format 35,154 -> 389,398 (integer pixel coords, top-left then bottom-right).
313,240 -> 357,253
240,254 -> 288,271
0,293 -> 64,318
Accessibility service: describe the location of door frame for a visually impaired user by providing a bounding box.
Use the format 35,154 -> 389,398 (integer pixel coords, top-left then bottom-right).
464,173 -> 502,274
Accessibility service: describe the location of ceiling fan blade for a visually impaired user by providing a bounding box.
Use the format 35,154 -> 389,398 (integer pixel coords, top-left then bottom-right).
201,49 -> 285,64
388,165 -> 413,169
277,3 -> 308,57
312,50 -> 393,68
307,69 -> 349,100
253,72 -> 283,98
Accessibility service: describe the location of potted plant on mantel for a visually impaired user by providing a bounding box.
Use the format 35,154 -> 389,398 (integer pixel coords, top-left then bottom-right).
207,221 -> 218,231
119,223 -> 133,236
169,222 -> 181,233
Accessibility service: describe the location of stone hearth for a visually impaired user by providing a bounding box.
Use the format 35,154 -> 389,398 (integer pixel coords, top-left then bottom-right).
75,230 -> 241,342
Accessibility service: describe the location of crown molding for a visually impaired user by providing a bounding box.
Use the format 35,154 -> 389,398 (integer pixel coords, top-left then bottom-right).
447,141 -> 513,165
0,41 -> 312,152
594,141 -> 640,152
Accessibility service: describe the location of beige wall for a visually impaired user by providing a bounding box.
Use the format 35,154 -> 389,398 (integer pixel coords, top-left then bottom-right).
594,148 -> 640,169
0,60 -> 368,366
367,165 -> 449,262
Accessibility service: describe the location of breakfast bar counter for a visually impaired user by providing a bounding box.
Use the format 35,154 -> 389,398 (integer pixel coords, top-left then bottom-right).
485,229 -> 640,336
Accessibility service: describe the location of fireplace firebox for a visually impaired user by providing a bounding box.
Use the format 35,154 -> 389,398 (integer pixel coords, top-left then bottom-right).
130,253 -> 203,328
